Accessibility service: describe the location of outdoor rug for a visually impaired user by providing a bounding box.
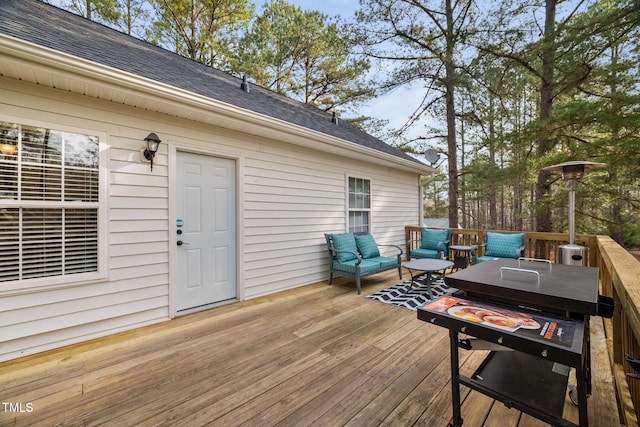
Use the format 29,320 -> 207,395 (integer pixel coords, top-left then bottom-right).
365,273 -> 450,311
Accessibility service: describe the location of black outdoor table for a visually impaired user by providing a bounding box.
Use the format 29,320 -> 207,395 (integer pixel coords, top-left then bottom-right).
417,258 -> 600,427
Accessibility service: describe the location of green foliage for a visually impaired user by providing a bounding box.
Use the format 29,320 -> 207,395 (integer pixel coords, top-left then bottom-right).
147,0 -> 254,68
427,0 -> 640,243
230,0 -> 375,112
422,172 -> 449,219
64,0 -> 120,23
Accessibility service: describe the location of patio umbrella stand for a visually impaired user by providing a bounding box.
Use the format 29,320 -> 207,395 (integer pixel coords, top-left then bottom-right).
543,161 -> 606,266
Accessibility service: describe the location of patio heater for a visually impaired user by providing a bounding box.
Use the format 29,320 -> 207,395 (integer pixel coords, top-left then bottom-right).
542,161 -> 606,266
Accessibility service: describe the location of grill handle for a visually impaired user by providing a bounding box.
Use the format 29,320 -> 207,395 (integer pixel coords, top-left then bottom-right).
518,257 -> 552,271
499,267 -> 540,284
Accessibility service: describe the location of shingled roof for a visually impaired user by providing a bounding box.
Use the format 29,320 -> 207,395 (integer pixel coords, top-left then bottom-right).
0,0 -> 428,168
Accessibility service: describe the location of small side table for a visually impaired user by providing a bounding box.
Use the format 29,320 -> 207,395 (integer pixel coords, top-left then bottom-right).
403,258 -> 454,299
449,245 -> 476,270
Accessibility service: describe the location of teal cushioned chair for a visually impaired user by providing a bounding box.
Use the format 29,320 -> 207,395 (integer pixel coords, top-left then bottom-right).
476,232 -> 526,263
325,233 -> 403,294
408,228 -> 450,260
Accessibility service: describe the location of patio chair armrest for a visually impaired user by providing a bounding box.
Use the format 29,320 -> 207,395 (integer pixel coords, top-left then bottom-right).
333,249 -> 362,264
436,240 -> 450,251
436,240 -> 450,259
470,245 -> 478,263
378,244 -> 404,256
477,242 -> 486,251
406,239 -> 421,256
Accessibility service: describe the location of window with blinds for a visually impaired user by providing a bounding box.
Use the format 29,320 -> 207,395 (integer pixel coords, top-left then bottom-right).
0,122 -> 99,282
348,177 -> 371,234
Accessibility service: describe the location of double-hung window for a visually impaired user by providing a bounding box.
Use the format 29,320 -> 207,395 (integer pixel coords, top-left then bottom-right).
0,121 -> 101,284
348,176 -> 371,234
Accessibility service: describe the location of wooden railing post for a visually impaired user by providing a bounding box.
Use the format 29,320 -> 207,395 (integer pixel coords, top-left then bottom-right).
405,225 -> 422,261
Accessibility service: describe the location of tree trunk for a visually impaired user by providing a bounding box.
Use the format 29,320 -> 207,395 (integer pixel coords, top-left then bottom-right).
535,0 -> 557,234
460,99 -> 467,230
445,0 -> 459,229
488,95 -> 497,229
608,46 -> 624,244
611,172 -> 624,244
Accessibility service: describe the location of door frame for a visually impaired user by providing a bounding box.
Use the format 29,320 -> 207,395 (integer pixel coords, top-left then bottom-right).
168,141 -> 244,318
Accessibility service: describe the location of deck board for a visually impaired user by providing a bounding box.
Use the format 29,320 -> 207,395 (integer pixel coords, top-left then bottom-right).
0,270 -> 621,426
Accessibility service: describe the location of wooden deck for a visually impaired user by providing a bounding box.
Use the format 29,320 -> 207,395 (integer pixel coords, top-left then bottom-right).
1,270 -> 621,426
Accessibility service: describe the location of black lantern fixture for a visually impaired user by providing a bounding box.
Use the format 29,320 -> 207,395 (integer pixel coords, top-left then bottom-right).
142,132 -> 161,171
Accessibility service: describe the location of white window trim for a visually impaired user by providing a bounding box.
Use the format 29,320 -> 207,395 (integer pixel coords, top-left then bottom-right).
0,115 -> 109,295
346,174 -> 372,234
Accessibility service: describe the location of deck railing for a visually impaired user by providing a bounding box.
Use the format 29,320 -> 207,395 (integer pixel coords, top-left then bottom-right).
405,226 -> 640,426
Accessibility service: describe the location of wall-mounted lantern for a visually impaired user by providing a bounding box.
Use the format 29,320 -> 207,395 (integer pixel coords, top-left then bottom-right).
141,132 -> 161,171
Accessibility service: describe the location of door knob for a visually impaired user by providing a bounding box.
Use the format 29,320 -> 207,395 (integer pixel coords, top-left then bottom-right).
177,240 -> 190,246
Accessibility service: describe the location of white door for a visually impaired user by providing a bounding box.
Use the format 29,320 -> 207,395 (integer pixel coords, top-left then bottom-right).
176,151 -> 236,311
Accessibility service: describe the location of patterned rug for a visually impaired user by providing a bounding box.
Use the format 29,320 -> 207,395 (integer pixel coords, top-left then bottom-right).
365,273 -> 450,311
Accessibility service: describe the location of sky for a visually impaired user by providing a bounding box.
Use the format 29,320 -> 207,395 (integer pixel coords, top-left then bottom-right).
285,0 -> 361,16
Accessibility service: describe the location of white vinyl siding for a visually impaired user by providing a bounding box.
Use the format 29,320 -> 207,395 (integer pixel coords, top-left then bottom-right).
242,145 -> 420,298
0,75 -> 422,362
